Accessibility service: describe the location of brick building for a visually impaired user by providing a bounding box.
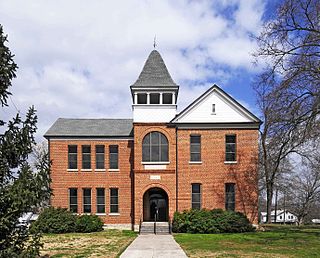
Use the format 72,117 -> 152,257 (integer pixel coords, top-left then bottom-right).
45,50 -> 261,230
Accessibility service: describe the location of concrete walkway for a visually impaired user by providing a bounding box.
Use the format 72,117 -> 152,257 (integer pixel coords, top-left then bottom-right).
120,234 -> 188,258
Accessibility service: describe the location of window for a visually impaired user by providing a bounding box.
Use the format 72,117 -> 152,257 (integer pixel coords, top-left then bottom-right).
110,188 -> 119,213
225,135 -> 236,161
191,183 -> 201,209
163,93 -> 173,104
82,145 -> 91,169
109,145 -> 118,169
137,93 -> 147,104
68,145 -> 77,169
212,104 -> 216,114
96,188 -> 105,213
190,135 -> 201,162
69,188 -> 78,213
142,132 -> 168,162
225,183 -> 235,211
150,93 -> 160,104
83,188 -> 91,213
96,145 -> 105,169
280,216 -> 282,219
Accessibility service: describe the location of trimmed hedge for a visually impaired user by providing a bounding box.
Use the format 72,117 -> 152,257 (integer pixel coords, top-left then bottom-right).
172,209 -> 254,233
30,207 -> 76,234
30,207 -> 104,234
75,214 -> 104,233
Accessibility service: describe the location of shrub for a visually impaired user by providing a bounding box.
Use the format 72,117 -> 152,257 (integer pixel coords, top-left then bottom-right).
30,207 -> 104,234
172,209 -> 254,234
30,207 -> 76,234
75,214 -> 104,233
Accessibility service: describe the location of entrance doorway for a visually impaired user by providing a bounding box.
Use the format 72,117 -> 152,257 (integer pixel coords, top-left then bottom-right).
143,187 -> 168,222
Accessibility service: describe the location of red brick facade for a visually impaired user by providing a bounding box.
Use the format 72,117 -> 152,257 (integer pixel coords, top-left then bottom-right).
47,50 -> 260,229
49,125 -> 259,229
50,139 -> 133,227
176,128 -> 259,223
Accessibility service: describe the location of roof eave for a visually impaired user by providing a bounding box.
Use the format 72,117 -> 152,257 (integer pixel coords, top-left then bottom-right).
44,135 -> 134,139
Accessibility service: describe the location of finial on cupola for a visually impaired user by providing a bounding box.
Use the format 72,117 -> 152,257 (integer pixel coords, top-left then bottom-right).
153,35 -> 157,49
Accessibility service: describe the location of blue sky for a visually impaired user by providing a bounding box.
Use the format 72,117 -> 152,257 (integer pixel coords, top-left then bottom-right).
0,0 -> 276,141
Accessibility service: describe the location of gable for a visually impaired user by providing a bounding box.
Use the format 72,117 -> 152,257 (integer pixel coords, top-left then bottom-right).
171,85 -> 261,125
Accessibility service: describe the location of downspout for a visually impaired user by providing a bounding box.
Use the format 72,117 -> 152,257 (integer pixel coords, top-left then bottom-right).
47,138 -> 51,206
175,126 -> 178,212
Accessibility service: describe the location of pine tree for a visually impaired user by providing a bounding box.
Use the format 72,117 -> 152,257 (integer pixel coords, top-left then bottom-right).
0,24 -> 51,257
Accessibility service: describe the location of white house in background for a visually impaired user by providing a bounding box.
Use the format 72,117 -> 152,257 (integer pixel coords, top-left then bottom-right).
261,210 -> 298,224
311,219 -> 320,224
17,212 -> 39,227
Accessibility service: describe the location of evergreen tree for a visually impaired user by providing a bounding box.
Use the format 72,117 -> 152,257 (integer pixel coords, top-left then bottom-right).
0,24 -> 51,257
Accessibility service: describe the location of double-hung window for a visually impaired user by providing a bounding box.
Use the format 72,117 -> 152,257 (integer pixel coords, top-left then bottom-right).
69,188 -> 78,213
225,135 -> 236,162
83,188 -> 91,213
191,183 -> 201,210
110,188 -> 119,213
82,145 -> 91,169
225,183 -> 235,211
96,145 -> 105,169
190,135 -> 201,162
109,145 -> 118,169
96,188 -> 105,213
68,145 -> 77,169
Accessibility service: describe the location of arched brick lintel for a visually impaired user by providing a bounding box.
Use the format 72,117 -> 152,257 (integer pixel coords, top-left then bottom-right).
136,126 -> 175,145
141,182 -> 172,199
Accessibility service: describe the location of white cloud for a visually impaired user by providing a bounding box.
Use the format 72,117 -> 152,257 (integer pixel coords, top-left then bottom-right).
0,0 -> 265,141
235,0 -> 265,33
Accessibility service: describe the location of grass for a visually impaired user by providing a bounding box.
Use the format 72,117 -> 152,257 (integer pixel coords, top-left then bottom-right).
40,229 -> 137,258
174,225 -> 320,258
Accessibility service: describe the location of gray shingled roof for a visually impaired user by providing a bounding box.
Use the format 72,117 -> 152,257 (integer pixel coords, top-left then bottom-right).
131,50 -> 178,87
44,118 -> 133,138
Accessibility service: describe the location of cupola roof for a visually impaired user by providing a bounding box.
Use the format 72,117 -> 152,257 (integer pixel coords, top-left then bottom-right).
131,50 -> 178,88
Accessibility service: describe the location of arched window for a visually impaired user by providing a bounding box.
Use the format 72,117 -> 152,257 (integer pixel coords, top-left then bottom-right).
142,132 -> 168,162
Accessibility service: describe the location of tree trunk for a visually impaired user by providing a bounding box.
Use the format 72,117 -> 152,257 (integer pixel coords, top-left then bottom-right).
274,189 -> 278,222
266,182 -> 274,223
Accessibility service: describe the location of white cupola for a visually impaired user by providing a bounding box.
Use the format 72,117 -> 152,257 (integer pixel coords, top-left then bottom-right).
130,50 -> 179,123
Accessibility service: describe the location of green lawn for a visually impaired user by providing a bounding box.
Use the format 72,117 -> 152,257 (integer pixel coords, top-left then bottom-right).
174,225 -> 320,258
40,230 -> 137,258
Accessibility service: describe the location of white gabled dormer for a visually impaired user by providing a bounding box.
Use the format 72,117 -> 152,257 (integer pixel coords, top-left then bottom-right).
131,50 -> 179,123
171,85 -> 261,128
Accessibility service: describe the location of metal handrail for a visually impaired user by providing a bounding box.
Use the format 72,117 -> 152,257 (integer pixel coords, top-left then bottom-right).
139,217 -> 142,234
154,213 -> 157,234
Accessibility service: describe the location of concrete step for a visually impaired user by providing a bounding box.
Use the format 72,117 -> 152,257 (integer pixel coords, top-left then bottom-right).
140,222 -> 170,235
